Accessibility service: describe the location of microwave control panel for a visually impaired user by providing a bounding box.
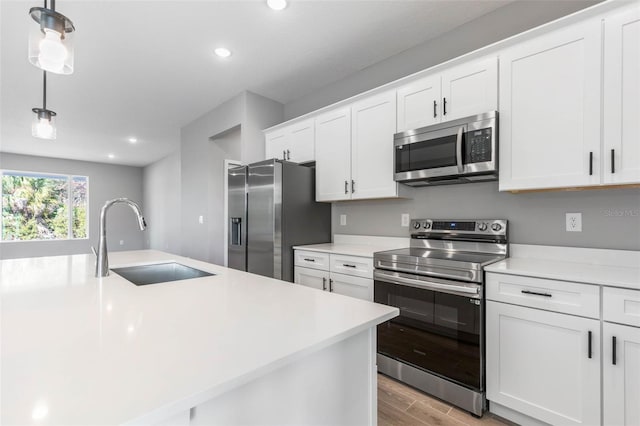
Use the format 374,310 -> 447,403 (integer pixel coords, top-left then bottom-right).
465,128 -> 492,163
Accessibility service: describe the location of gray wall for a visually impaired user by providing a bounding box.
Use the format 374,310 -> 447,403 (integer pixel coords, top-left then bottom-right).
332,183 -> 640,251
284,0 -> 601,119
0,153 -> 145,259
179,91 -> 284,265
143,150 -> 181,255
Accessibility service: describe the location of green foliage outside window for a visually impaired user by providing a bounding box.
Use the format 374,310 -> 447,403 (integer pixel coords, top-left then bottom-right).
1,172 -> 88,241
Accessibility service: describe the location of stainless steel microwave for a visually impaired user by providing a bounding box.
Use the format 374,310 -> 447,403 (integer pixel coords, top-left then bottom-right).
394,111 -> 498,186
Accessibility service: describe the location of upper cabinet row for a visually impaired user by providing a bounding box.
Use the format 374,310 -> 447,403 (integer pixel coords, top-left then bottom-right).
499,6 -> 640,191
264,3 -> 639,198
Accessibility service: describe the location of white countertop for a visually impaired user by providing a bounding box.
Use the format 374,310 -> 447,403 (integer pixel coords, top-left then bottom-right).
294,234 -> 409,258
485,244 -> 640,290
1,250 -> 398,425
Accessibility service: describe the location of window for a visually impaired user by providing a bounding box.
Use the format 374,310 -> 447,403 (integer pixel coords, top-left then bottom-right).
1,171 -> 88,241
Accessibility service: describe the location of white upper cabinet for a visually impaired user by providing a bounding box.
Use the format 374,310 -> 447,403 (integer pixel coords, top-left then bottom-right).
441,57 -> 498,121
315,108 -> 352,202
264,118 -> 315,163
351,91 -> 398,200
396,57 -> 497,133
499,19 -> 602,191
396,74 -> 441,132
604,6 -> 640,184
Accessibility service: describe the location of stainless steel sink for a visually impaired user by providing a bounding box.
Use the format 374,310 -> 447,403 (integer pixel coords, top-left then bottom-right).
111,262 -> 214,286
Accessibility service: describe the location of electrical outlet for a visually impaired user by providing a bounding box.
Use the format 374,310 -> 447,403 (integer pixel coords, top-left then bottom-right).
119,240 -> 124,245
401,214 -> 410,227
198,215 -> 204,224
340,214 -> 347,226
566,213 -> 582,232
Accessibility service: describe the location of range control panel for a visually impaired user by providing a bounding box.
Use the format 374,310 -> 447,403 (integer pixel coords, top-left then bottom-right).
410,219 -> 507,236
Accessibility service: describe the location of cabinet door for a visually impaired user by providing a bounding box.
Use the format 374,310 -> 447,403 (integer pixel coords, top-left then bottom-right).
315,108 -> 352,202
441,56 -> 498,121
288,118 -> 315,163
265,129 -> 288,161
294,267 -> 328,291
486,301 -> 600,426
396,74 -> 441,132
499,20 -> 602,191
604,322 -> 640,426
329,273 -> 372,301
351,91 -> 398,200
604,6 -> 640,184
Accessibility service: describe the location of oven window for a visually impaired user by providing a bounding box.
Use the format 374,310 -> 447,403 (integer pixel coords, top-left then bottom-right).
375,280 -> 481,390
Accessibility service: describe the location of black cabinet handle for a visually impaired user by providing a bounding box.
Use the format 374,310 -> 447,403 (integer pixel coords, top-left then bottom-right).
343,264 -> 356,268
588,331 -> 592,359
589,152 -> 593,176
344,180 -> 348,194
433,100 -> 437,118
611,149 -> 616,173
351,180 -> 355,193
322,277 -> 327,291
329,278 -> 333,292
443,97 -> 447,115
303,258 -> 315,262
521,290 -> 552,297
612,336 -> 617,365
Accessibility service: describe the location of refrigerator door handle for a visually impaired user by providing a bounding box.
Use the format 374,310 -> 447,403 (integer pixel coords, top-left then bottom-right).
230,217 -> 242,246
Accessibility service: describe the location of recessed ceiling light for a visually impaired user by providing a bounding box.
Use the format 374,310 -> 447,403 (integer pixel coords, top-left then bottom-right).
128,137 -> 137,143
267,0 -> 287,11
108,153 -> 115,159
214,47 -> 232,58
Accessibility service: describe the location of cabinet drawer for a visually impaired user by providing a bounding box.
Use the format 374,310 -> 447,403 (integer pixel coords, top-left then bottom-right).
330,254 -> 373,278
330,273 -> 373,301
294,250 -> 329,271
603,287 -> 640,327
486,273 -> 600,318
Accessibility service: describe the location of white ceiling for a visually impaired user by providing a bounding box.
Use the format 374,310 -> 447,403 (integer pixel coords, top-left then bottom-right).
0,0 -> 514,167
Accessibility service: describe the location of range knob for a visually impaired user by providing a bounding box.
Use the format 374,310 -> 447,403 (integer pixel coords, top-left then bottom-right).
413,222 -> 421,229
477,222 -> 488,231
491,223 -> 503,232
423,222 -> 431,229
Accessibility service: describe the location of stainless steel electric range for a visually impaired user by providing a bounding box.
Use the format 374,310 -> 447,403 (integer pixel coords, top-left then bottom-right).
374,219 -> 508,416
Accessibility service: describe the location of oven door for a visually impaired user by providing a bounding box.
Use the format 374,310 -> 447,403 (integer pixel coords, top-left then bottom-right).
374,269 -> 483,391
394,124 -> 465,181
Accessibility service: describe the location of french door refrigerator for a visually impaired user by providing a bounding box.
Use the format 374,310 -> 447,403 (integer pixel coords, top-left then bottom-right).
228,159 -> 331,282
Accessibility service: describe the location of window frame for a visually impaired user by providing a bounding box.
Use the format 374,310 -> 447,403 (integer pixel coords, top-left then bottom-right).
0,169 -> 90,243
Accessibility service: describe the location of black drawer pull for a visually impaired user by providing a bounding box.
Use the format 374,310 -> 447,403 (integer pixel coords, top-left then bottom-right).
588,331 -> 593,359
611,149 -> 616,173
433,100 -> 437,118
343,264 -> 357,268
612,336 -> 617,365
589,152 -> 593,176
303,258 -> 316,262
521,290 -> 552,297
443,97 -> 447,115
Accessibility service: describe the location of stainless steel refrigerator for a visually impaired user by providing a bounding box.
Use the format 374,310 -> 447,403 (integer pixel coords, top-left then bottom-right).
228,159 -> 331,282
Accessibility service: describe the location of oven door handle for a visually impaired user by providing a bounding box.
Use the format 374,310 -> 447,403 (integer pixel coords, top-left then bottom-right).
375,270 -> 480,297
456,125 -> 464,174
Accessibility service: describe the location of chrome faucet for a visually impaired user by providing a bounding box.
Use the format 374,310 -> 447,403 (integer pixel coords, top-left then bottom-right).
95,198 -> 147,277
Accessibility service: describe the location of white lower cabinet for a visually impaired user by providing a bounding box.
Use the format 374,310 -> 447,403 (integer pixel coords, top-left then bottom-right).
603,322 -> 640,426
294,250 -> 373,301
486,301 -> 601,426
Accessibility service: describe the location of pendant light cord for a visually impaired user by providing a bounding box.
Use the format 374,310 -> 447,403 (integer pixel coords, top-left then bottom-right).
43,71 -> 47,110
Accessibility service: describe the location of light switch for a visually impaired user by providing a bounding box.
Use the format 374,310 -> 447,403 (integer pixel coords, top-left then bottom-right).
340,214 -> 347,226
119,240 -> 124,245
198,215 -> 204,224
401,214 -> 410,227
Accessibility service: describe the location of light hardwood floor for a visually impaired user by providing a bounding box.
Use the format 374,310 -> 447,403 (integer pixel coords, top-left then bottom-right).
378,373 -> 515,426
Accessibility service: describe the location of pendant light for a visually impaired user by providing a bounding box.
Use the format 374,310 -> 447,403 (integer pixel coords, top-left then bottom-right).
28,0 -> 75,75
32,72 -> 57,140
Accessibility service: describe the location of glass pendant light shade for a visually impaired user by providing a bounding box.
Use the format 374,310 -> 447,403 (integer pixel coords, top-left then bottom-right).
32,108 -> 57,140
28,7 -> 75,75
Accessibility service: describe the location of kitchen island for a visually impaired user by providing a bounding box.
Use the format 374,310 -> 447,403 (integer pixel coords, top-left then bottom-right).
1,250 -> 398,425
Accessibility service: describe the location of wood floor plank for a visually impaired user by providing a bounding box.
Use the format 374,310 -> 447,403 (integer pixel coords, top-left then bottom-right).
378,373 -> 451,415
378,399 -> 430,426
407,400 -> 469,426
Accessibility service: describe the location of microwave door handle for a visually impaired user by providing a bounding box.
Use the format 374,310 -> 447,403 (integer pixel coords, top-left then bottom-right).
456,126 -> 464,173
